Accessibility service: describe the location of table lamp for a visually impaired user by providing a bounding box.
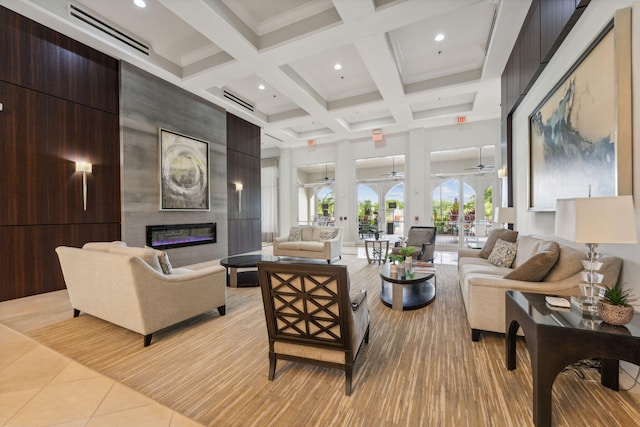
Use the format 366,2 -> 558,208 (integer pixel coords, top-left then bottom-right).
494,207 -> 516,228
555,195 -> 637,313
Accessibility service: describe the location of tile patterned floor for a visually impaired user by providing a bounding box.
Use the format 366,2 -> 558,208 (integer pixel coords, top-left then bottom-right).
0,324 -> 203,427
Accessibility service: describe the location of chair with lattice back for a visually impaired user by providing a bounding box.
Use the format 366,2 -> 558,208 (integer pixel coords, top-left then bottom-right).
257,262 -> 370,395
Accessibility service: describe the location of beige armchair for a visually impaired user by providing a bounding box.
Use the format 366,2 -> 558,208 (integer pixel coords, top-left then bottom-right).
257,262 -> 370,395
56,244 -> 227,346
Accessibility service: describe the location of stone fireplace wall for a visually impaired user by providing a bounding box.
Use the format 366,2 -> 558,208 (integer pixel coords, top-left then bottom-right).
120,62 -> 228,266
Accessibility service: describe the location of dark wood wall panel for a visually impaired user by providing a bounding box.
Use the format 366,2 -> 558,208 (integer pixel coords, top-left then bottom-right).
227,150 -> 261,221
0,6 -> 118,113
226,113 -> 261,256
504,44 -> 520,114
46,97 -> 121,224
519,0 -> 541,95
541,0 -> 580,63
0,82 -> 49,225
1,6 -> 121,301
227,220 -> 261,256
0,224 -> 121,301
227,113 -> 261,158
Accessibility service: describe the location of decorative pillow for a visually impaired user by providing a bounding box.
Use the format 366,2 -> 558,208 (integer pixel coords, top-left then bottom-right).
543,245 -> 585,282
145,246 -> 173,275
319,229 -> 339,241
289,227 -> 303,241
487,239 -> 518,268
504,241 -> 559,281
478,229 -> 519,259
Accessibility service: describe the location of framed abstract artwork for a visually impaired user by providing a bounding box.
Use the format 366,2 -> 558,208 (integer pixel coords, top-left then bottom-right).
528,10 -> 632,211
159,128 -> 210,211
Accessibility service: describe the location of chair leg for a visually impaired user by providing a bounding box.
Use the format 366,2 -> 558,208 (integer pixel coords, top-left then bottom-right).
268,352 -> 276,380
144,334 -> 152,347
217,305 -> 226,316
345,366 -> 353,396
73,309 -> 80,318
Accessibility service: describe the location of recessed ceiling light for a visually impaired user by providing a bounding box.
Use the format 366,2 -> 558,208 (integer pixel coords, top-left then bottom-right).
334,63 -> 342,70
134,0 -> 146,8
258,84 -> 265,90
435,33 -> 445,42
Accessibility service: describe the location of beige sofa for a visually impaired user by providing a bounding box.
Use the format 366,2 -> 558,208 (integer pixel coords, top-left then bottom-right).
458,233 -> 622,341
273,226 -> 343,263
56,241 -> 227,346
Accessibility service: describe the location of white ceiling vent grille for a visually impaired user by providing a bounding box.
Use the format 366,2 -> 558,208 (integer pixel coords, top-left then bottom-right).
69,3 -> 150,56
223,90 -> 255,112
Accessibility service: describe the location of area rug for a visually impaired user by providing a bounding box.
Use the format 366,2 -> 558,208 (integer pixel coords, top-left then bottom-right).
26,259 -> 640,426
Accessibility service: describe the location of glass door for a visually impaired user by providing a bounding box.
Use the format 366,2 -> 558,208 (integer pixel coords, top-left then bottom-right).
296,163 -> 336,226
355,156 -> 405,241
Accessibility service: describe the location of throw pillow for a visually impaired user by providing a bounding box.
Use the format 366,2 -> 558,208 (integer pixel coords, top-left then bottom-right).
487,238 -> 518,268
319,229 -> 338,241
144,246 -> 173,275
289,227 -> 302,241
543,245 -> 585,282
478,229 -> 518,259
504,241 -> 560,281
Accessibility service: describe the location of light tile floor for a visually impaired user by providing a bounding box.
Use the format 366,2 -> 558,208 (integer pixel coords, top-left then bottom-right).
0,324 -> 203,427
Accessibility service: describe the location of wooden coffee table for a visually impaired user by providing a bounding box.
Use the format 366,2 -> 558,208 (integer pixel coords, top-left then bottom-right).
220,254 -> 279,287
379,263 -> 435,311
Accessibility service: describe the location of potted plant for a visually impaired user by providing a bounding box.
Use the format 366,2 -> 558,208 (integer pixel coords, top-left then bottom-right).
597,283 -> 636,326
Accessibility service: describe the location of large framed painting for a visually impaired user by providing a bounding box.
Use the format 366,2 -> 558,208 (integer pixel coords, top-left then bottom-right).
160,128 -> 210,211
528,9 -> 632,211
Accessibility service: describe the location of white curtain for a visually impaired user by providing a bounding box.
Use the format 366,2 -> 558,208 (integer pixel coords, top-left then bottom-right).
261,157 -> 279,242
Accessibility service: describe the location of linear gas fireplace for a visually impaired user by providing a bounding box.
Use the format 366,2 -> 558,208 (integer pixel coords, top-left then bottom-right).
146,223 -> 216,250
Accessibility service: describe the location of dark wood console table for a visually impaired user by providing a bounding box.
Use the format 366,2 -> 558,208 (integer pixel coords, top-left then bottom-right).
505,291 -> 640,427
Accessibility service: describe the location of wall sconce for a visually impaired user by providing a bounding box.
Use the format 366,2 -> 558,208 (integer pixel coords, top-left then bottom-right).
497,168 -> 508,178
235,183 -> 243,212
75,161 -> 92,211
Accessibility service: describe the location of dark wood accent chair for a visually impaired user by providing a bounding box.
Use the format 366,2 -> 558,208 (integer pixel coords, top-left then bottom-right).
257,262 -> 370,396
392,226 -> 437,261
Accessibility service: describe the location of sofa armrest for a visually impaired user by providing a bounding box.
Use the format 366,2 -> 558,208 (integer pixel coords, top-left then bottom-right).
467,275 -> 579,295
458,248 -> 481,259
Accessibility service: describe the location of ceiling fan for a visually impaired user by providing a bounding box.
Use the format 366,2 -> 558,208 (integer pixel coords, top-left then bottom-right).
465,147 -> 494,171
317,164 -> 335,183
381,157 -> 405,178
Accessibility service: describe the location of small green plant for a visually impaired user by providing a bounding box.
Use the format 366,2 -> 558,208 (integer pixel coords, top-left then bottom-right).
387,246 -> 414,263
601,283 -> 636,306
387,254 -> 405,263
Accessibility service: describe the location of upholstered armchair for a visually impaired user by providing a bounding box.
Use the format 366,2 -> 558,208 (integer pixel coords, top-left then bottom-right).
391,226 -> 437,262
257,262 -> 370,396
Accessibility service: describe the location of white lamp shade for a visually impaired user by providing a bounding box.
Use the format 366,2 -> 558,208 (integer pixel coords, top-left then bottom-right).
75,161 -> 92,173
494,207 -> 516,224
555,196 -> 638,244
235,183 -> 243,191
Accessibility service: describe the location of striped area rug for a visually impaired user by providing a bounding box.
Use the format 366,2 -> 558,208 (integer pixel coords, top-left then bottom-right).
26,255 -> 640,426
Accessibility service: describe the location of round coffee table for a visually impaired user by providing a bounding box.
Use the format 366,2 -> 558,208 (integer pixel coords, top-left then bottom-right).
379,263 -> 435,311
220,254 -> 279,287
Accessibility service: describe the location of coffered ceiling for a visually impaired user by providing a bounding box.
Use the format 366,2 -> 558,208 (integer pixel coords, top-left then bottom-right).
5,0 -> 531,148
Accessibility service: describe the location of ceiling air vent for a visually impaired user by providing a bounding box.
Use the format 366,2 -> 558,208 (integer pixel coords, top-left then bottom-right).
223,90 -> 255,112
69,3 -> 150,56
